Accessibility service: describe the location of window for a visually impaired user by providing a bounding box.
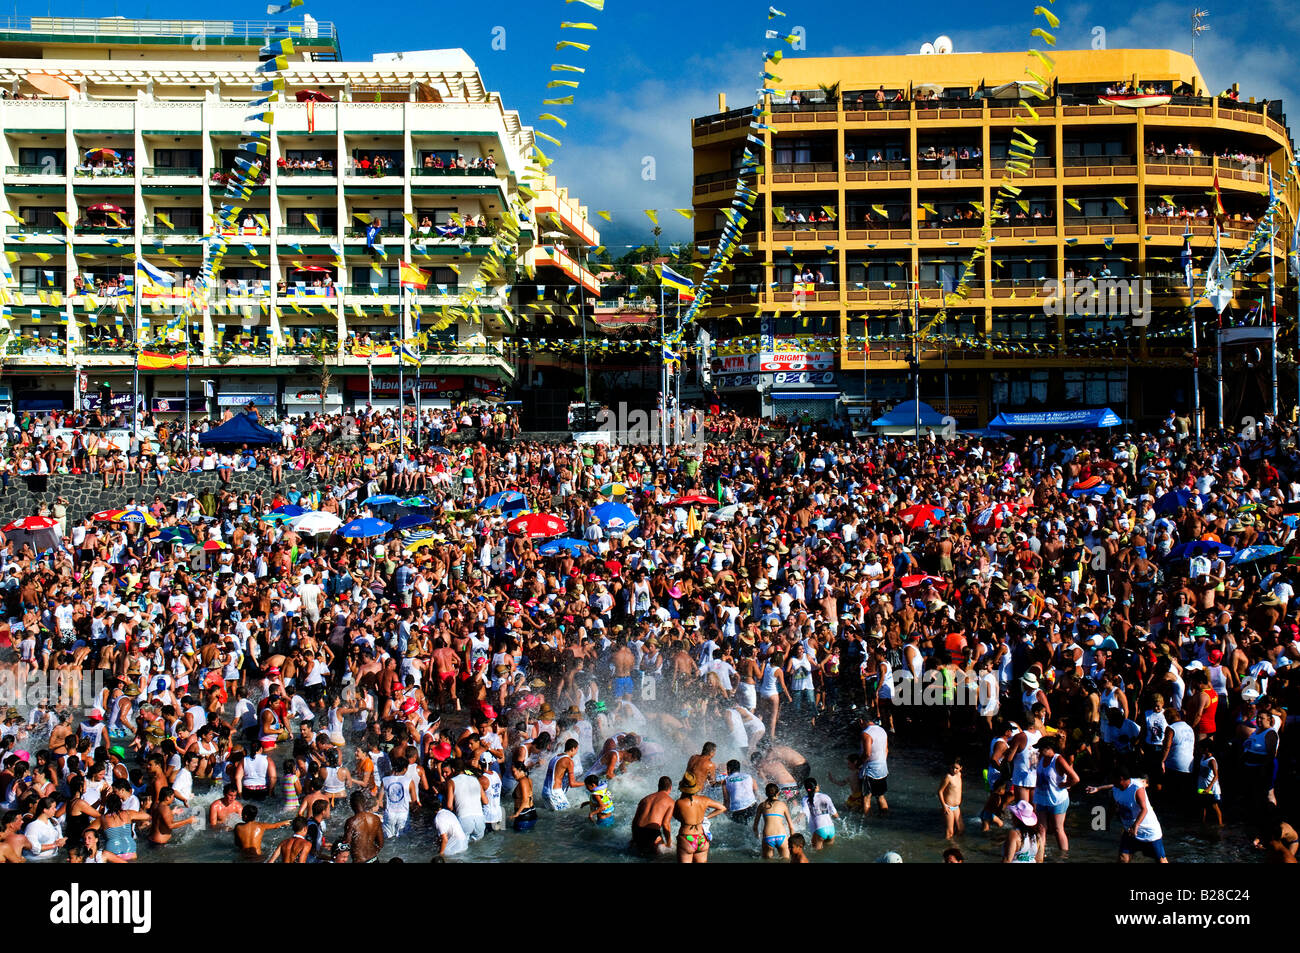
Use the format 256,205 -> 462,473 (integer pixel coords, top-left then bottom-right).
19,266 -> 65,291
1064,370 -> 1127,405
992,370 -> 1049,407
286,208 -> 338,230
153,149 -> 201,169
19,207 -> 64,228
358,209 -> 405,229
992,314 -> 1052,338
846,260 -> 906,284
18,147 -> 65,171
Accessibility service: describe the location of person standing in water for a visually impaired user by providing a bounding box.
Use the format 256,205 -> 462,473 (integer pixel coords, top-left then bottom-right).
801,777 -> 839,849
631,776 -> 675,856
938,759 -> 964,839
754,782 -> 794,860
510,762 -> 538,831
673,773 -> 724,864
1087,763 -> 1169,864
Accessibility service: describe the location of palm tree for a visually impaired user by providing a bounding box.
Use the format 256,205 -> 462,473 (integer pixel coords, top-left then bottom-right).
818,81 -> 841,104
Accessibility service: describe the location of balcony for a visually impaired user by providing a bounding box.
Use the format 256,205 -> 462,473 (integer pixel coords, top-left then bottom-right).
1063,215 -> 1138,236
843,159 -> 910,183
767,162 -> 838,185
278,226 -> 337,237
74,167 -> 132,179
844,223 -> 911,241
990,156 -> 1055,178
4,165 -> 65,177
991,278 -> 1051,299
1061,155 -> 1138,178
5,224 -> 66,235
142,225 -> 201,236
1143,155 -> 1212,178
990,220 -> 1058,238
693,168 -> 741,198
916,157 -> 984,181
277,168 -> 338,178
346,285 -> 402,296
74,225 -> 135,236
142,167 -> 199,178
844,281 -> 911,303
410,166 -> 497,178
344,227 -> 401,239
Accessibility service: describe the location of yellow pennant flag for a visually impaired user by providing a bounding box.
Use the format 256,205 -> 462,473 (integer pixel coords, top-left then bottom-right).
1113,197 -> 1128,211
305,213 -> 319,233
674,209 -> 694,219
155,211 -> 173,230
871,204 -> 888,218
55,211 -> 72,230
596,211 -> 611,221
645,210 -> 659,226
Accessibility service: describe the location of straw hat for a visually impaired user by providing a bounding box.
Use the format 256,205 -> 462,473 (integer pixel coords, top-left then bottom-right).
679,772 -> 703,795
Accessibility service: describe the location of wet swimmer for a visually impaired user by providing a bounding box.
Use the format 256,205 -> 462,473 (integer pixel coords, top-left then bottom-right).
543,739 -> 583,810
343,792 -> 385,863
673,773 -> 724,864
754,782 -> 794,860
233,804 -> 290,859
631,776 -> 675,856
584,775 -> 617,827
510,762 -> 538,832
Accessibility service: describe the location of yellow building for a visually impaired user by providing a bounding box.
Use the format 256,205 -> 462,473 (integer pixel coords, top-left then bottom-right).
691,48 -> 1297,425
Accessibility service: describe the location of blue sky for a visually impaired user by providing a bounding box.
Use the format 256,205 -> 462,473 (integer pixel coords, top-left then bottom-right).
27,0 -> 1299,249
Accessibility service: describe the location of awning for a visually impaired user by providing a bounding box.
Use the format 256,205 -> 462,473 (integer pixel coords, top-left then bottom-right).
770,391 -> 841,400
217,393 -> 276,407
987,407 -> 1122,431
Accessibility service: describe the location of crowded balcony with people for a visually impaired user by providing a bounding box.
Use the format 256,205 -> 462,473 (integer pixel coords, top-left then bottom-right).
347,150 -> 403,177
844,198 -> 912,234
413,150 -> 498,176
917,198 -> 983,232
992,253 -> 1057,292
277,150 -> 337,175
74,146 -> 133,177
843,136 -> 909,174
74,204 -> 134,234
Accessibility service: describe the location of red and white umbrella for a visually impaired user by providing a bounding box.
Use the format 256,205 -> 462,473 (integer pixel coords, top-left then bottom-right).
898,573 -> 946,591
670,493 -> 720,507
92,508 -> 126,522
973,503 -> 1014,534
897,504 -> 945,531
1,516 -> 57,532
507,512 -> 567,539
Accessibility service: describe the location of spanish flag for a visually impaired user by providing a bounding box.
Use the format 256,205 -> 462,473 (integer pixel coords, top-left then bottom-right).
1211,173 -> 1226,218
399,260 -> 429,289
138,350 -> 188,370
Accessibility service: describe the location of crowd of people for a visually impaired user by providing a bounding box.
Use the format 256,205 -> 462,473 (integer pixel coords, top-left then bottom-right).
0,401 -> 1297,866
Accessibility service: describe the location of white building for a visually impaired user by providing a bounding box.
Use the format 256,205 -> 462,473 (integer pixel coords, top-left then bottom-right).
0,16 -> 597,415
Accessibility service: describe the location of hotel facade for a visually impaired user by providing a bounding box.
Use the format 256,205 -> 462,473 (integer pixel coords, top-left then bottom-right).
0,16 -> 598,416
691,48 -> 1298,426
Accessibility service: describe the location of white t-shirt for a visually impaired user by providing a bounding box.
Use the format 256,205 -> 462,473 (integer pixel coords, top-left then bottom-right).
435,808 -> 469,855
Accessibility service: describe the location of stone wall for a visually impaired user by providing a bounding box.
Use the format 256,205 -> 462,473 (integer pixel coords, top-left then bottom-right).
0,470 -> 323,524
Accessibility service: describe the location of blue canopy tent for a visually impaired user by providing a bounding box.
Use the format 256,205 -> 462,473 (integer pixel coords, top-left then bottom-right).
197,413 -> 283,447
986,408 -> 1122,432
870,400 -> 949,435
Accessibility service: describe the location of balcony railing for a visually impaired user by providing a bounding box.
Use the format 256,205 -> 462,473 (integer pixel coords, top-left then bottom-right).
1061,154 -> 1136,168
410,166 -> 497,177
5,165 -> 64,176
1063,215 -> 1137,226
74,167 -> 132,178
770,162 -> 837,174
142,166 -> 199,177
347,285 -> 402,296
142,225 -> 201,236
277,168 -> 337,177
5,224 -> 66,234
279,225 -> 337,236
74,224 -> 135,234
344,227 -> 400,238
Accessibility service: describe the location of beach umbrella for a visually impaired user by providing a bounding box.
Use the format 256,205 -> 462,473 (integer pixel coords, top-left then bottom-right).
599,482 -> 630,497
393,513 -> 433,532
190,540 -> 228,551
671,493 -> 720,507
4,526 -> 61,551
155,527 -> 195,545
711,504 -> 742,522
507,512 -> 567,539
1231,545 -> 1284,565
84,147 -> 120,162
271,504 -> 308,517
1070,482 -> 1111,498
972,503 -> 1013,534
364,494 -> 401,506
340,517 -> 392,540
482,490 -> 528,511
295,89 -> 334,103
91,509 -> 126,522
404,537 -> 443,552
898,573 -> 946,591
399,495 -> 434,508
537,537 -> 591,557
289,511 -> 342,535
897,504 -> 944,530
591,501 -> 639,532
118,510 -> 158,527
1,516 -> 57,532
88,202 -> 124,213
1154,488 -> 1200,515
1167,540 -> 1235,561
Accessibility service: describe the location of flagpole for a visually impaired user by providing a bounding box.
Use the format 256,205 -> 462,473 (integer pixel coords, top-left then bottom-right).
660,283 -> 667,453
398,289 -> 406,451
1185,232 -> 1202,445
185,305 -> 191,453
1216,309 -> 1225,431
132,265 -> 141,436
912,264 -> 921,440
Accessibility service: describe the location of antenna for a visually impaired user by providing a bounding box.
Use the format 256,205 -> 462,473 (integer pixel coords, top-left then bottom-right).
934,35 -> 954,54
1192,9 -> 1209,60
919,41 -> 935,55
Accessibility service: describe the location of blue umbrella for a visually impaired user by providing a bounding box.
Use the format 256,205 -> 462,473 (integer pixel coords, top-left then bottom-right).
538,537 -> 591,557
1231,544 -> 1284,565
1154,488 -> 1200,515
482,490 -> 528,511
364,494 -> 401,506
430,446 -> 453,455
399,496 -> 435,508
1168,540 -> 1236,561
155,527 -> 195,545
592,501 -> 639,531
272,504 -> 307,517
1069,483 -> 1111,498
340,517 -> 392,539
394,513 -> 433,532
